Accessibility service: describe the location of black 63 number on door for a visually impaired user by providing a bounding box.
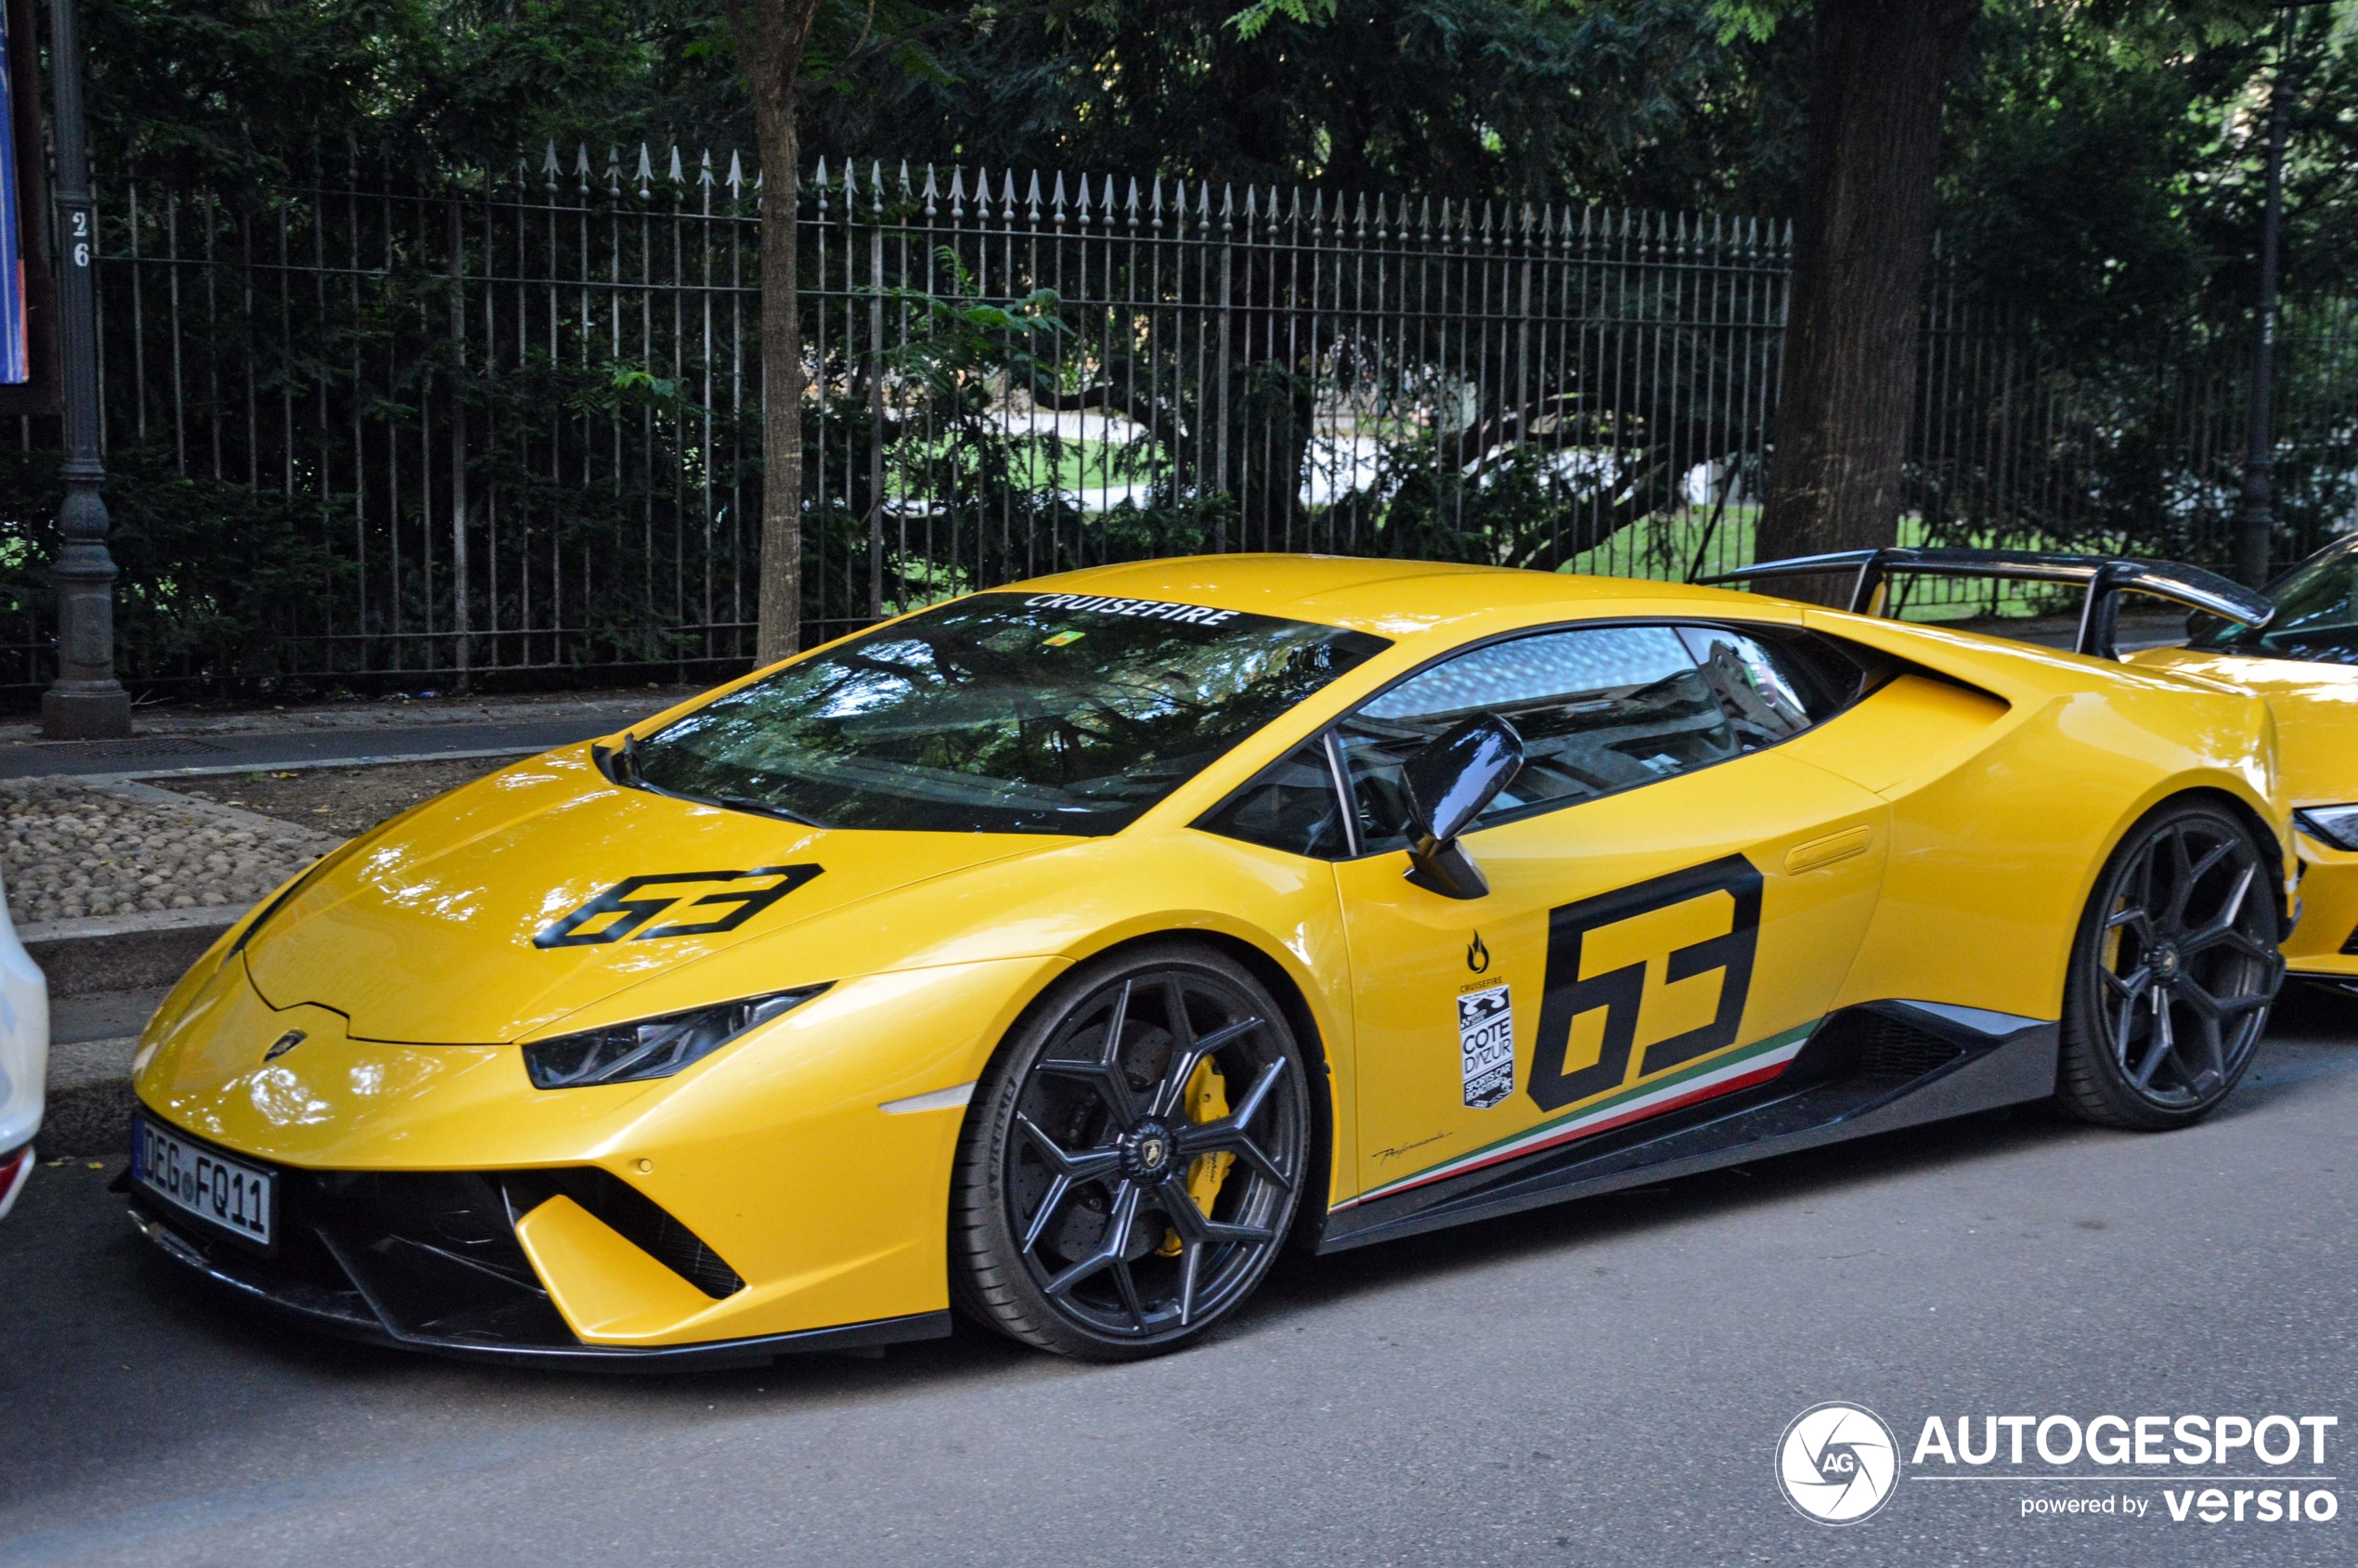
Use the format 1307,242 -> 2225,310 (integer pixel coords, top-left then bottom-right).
1526,856 -> 1763,1112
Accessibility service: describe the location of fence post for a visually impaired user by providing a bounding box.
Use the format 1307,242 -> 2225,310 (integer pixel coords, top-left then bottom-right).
448,191 -> 471,691
1215,184 -> 1233,550
40,0 -> 128,737
867,170 -> 885,620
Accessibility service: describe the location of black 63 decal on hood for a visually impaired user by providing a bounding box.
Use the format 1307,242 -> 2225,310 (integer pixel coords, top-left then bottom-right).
1527,855 -> 1762,1112
533,864 -> 824,948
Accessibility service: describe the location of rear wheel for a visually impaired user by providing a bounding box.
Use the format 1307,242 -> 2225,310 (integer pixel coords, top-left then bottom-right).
951,943 -> 1311,1359
2056,799 -> 2283,1130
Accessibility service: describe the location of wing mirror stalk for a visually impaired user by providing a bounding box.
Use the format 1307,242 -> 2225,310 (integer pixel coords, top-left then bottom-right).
1400,713 -> 1525,901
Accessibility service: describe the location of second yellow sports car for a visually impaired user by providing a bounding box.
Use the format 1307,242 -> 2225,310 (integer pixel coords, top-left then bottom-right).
1717,540 -> 2358,998
123,556 -> 2291,1365
2131,534 -> 2358,995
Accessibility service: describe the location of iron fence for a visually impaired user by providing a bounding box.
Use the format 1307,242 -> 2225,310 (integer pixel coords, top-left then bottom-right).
0,147 -> 2351,693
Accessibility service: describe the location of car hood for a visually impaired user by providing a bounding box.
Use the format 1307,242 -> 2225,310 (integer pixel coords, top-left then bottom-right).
2128,646 -> 2358,804
240,746 -> 1074,1043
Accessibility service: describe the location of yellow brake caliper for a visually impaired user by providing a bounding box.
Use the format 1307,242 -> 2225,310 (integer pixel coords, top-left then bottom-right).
1157,1056 -> 1236,1256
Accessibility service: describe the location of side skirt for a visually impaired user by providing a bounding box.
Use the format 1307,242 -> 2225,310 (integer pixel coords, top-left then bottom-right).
1315,1000 -> 2057,1254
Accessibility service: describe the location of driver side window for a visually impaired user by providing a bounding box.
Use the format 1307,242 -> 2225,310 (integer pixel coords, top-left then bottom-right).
1334,624 -> 1740,854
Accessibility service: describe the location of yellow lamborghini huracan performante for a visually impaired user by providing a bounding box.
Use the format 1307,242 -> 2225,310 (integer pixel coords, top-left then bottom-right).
125,556 -> 2293,1366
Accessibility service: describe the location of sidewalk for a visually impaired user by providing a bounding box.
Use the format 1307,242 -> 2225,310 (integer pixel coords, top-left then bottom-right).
0,686 -> 706,781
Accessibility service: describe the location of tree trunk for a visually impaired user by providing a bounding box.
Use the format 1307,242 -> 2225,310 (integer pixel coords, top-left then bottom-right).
732,0 -> 823,664
1756,0 -> 1980,599
753,93 -> 804,663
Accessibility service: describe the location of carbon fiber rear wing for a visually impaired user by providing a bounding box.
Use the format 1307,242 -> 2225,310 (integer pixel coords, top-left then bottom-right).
1700,547 -> 2274,661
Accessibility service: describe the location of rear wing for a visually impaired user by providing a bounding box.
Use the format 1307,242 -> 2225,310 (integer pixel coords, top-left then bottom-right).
1700,547 -> 2274,661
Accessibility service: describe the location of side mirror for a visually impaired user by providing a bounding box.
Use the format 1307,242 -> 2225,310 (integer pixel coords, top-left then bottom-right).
1401,713 -> 1524,900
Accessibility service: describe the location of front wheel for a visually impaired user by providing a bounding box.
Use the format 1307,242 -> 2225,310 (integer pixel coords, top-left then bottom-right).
951,943 -> 1312,1360
2055,799 -> 2283,1130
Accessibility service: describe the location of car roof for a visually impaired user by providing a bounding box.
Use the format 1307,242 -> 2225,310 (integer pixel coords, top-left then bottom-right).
1008,554 -> 1756,641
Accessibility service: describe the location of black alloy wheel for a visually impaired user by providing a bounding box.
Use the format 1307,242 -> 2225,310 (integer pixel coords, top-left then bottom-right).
952,943 -> 1312,1359
2057,799 -> 2284,1129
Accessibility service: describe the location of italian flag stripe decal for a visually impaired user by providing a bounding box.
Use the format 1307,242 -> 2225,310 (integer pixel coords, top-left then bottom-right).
1337,1018 -> 1821,1210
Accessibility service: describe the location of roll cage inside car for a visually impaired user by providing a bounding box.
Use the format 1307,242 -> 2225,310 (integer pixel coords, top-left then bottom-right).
1702,548 -> 2274,660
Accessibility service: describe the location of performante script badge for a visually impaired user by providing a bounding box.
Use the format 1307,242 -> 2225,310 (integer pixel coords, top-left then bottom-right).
1458,984 -> 1514,1109
533,864 -> 824,948
1777,1402 -> 1900,1525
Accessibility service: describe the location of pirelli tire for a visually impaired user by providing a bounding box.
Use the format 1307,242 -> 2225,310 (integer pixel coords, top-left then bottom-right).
2055,797 -> 2284,1131
950,941 -> 1312,1360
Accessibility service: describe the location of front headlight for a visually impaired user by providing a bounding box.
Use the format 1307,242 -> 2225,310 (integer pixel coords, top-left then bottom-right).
524,986 -> 829,1089
2294,805 -> 2358,852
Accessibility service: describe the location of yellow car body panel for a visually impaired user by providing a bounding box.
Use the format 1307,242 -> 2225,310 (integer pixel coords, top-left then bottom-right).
2130,643 -> 2358,980
128,555 -> 2290,1360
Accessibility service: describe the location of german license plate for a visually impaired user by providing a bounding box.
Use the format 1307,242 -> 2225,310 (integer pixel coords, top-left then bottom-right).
132,1117 -> 275,1247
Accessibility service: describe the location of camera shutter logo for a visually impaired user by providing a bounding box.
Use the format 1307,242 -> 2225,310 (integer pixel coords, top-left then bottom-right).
1777,1402 -> 1900,1524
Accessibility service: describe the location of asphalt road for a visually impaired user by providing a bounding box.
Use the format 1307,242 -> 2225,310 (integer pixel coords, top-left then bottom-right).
6,991 -> 2355,1568
0,720 -> 591,781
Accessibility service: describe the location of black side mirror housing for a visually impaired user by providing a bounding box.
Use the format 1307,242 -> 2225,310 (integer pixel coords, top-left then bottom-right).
1400,713 -> 1525,900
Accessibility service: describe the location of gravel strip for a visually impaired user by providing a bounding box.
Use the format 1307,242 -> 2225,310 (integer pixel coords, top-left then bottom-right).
0,776 -> 342,927
175,756 -> 512,839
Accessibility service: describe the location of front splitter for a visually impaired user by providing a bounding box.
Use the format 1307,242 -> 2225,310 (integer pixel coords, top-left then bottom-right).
128,1205 -> 952,1372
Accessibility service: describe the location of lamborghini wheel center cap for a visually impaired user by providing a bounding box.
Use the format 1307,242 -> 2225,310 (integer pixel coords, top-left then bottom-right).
1125,1121 -> 1176,1178
2152,944 -> 2182,981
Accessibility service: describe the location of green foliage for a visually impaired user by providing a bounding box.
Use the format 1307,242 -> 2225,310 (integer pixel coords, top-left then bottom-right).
33,0 -> 2358,689
84,0 -> 752,178
875,249 -> 1067,404
0,447 -> 355,680
1224,0 -> 1338,41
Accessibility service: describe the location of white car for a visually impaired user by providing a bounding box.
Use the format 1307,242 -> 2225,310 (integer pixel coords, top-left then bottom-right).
0,873 -> 49,1220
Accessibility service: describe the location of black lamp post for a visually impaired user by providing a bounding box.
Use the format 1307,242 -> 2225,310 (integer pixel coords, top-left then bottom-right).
38,0 -> 126,738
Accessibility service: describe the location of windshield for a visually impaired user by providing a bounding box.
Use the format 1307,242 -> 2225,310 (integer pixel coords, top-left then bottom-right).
2195,536 -> 2358,664
632,591 -> 1390,835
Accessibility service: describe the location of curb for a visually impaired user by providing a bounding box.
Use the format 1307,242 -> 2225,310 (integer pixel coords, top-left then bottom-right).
22,907 -> 238,996
40,1034 -> 138,1158
94,743 -> 546,784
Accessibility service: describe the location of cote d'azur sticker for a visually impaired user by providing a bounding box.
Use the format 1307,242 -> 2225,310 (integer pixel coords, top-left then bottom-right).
1458,984 -> 1514,1109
